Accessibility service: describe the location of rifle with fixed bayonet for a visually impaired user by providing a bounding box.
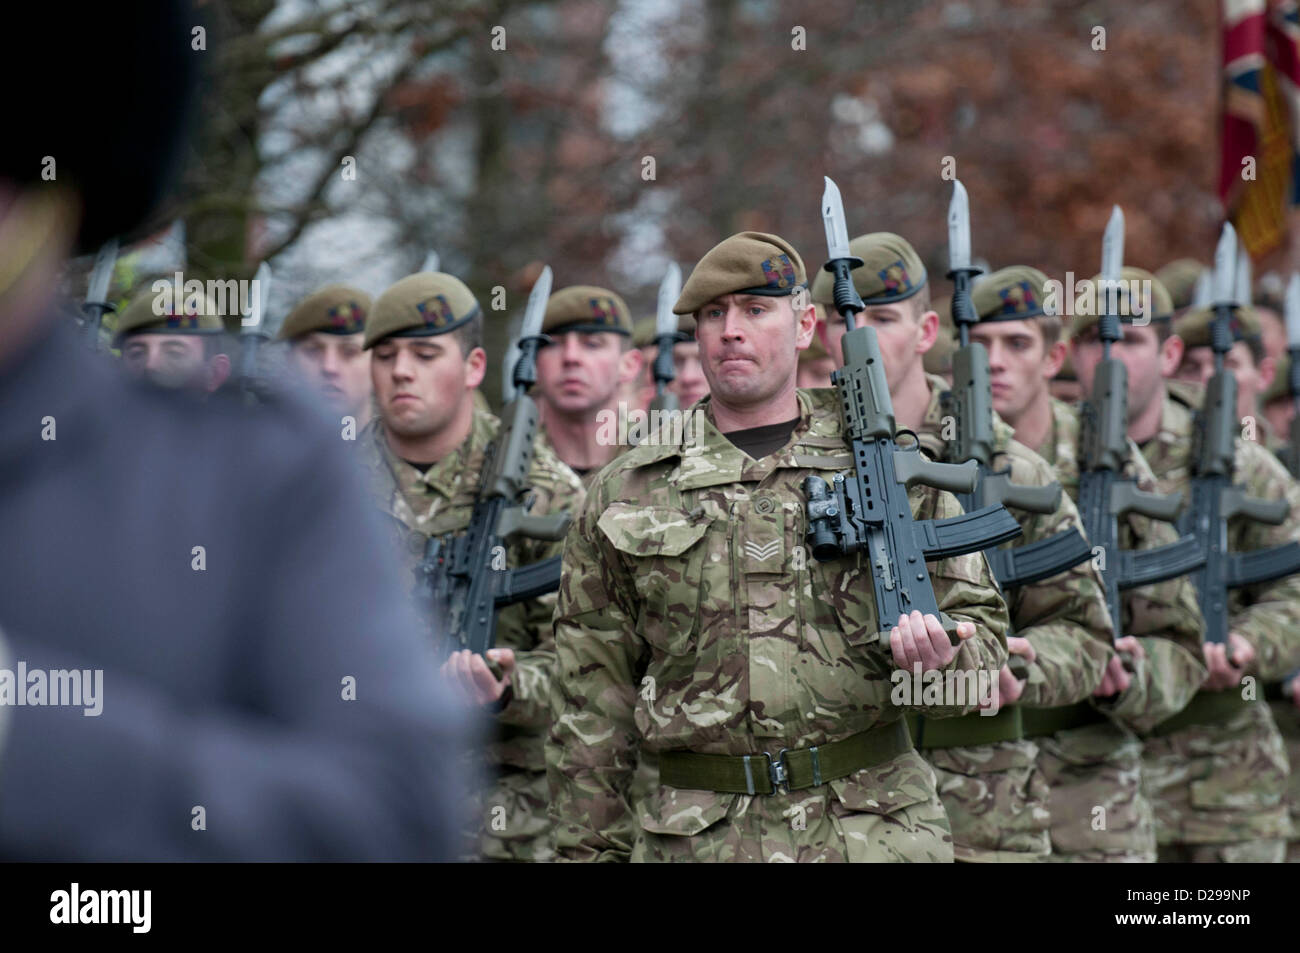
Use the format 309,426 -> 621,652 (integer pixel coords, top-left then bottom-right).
1076,207 -> 1205,659
81,239 -> 119,351
417,265 -> 573,656
1279,274 -> 1300,478
944,179 -> 1092,592
1179,224 -> 1300,644
804,177 -> 1023,648
239,261 -> 272,397
648,262 -> 684,416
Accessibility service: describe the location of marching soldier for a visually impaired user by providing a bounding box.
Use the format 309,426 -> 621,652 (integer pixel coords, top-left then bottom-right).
278,284 -> 375,429
547,231 -> 1010,863
359,271 -> 585,861
814,239 -> 1113,862
971,266 -> 1206,862
114,288 -> 231,394
533,284 -> 643,484
1071,277 -> 1300,862
1171,305 -> 1277,448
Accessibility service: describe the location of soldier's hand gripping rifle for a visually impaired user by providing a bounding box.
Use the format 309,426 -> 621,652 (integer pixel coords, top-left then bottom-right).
417,265 -> 573,656
1279,273 -> 1300,478
1179,224 -> 1300,644
1077,207 -> 1205,662
81,239 -> 118,351
648,262 -> 685,416
944,180 -> 1092,591
805,177 -> 1023,650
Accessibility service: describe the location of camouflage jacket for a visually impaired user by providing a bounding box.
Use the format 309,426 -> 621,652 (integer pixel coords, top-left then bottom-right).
918,374 -> 1112,708
546,387 -> 1011,861
361,407 -> 585,769
1043,398 -> 1206,733
1141,383 -> 1300,683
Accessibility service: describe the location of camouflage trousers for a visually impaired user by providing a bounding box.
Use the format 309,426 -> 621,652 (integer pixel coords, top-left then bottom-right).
465,765 -> 554,862
1142,699 -> 1291,856
1267,698 -> 1300,863
1036,722 -> 1155,862
631,752 -> 954,863
924,738 -> 1051,862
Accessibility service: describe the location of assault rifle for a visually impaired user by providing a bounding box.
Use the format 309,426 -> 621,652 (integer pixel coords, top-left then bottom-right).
81,238 -> 118,351
1179,224 -> 1300,644
1076,207 -> 1204,653
1279,274 -> 1300,478
944,179 -> 1091,588
805,177 -> 1022,648
417,265 -> 573,655
648,262 -> 684,416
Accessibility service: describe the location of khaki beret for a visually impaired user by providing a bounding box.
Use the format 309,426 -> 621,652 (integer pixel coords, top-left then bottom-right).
1173,304 -> 1262,350
675,231 -> 807,315
1155,259 -> 1207,311
810,232 -> 927,309
632,316 -> 656,349
972,266 -> 1051,322
543,285 -> 631,336
278,284 -> 371,341
1070,267 -> 1174,338
114,286 -> 224,344
364,272 -> 480,349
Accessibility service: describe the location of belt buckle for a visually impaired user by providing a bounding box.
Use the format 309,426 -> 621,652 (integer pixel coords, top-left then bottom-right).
766,748 -> 792,795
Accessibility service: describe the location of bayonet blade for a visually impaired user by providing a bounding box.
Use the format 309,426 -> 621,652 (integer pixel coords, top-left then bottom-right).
421,250 -> 441,273
822,176 -> 851,261
1213,223 -> 1237,306
86,239 -> 118,306
1192,269 -> 1213,309
1100,206 -> 1124,284
655,262 -> 682,338
1285,273 -> 1300,347
947,180 -> 971,272
520,265 -> 552,341
1235,246 -> 1252,308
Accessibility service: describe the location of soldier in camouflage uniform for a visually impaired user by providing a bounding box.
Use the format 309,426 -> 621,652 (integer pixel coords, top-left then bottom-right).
546,231 -> 1011,863
278,283 -> 375,430
359,271 -> 585,862
533,285 -> 644,486
978,267 -> 1206,862
814,243 -> 1113,862
114,288 -> 231,394
1071,287 -> 1300,862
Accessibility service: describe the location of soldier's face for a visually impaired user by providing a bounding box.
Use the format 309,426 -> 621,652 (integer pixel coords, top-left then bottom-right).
838,300 -> 937,392
666,340 -> 708,407
535,330 -> 640,414
695,294 -> 814,407
969,320 -> 1064,425
370,336 -> 485,438
289,331 -> 371,415
1071,323 -> 1179,420
1174,343 -> 1273,423
120,334 -> 229,393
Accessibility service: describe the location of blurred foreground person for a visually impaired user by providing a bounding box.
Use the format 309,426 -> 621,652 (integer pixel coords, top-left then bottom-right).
0,1 -> 472,860
280,284 -> 375,429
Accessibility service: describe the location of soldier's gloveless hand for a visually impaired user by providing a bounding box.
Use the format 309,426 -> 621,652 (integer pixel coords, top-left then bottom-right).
890,610 -> 973,673
1201,633 -> 1254,693
441,648 -> 514,707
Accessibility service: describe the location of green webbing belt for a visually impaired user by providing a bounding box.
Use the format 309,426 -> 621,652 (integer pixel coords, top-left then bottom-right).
1149,688 -> 1255,738
907,705 -> 1023,750
658,720 -> 912,796
1020,700 -> 1110,738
